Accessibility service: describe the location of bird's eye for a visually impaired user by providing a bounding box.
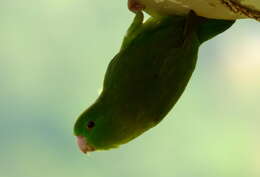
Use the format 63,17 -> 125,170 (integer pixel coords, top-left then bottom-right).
87,121 -> 95,130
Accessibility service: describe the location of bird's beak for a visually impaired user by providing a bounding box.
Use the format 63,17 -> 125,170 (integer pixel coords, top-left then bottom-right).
76,136 -> 95,154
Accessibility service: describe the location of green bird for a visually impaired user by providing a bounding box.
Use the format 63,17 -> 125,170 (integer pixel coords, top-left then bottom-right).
74,11 -> 234,153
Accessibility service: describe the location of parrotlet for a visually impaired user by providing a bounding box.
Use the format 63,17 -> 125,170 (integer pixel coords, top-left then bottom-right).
74,11 -> 235,153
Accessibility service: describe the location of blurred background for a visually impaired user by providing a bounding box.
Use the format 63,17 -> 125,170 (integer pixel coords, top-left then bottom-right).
0,1 -> 260,177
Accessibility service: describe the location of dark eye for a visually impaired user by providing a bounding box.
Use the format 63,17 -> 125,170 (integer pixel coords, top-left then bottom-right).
87,121 -> 95,130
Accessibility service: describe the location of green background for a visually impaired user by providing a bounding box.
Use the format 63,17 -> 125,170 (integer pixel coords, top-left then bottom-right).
1,1 -> 260,177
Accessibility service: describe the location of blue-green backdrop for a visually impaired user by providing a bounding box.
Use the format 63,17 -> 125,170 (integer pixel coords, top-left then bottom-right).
1,1 -> 260,177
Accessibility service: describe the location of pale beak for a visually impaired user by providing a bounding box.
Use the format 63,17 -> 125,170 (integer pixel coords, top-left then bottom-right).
76,136 -> 95,154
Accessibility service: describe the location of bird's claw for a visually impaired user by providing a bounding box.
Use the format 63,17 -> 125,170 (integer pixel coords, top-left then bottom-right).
128,0 -> 145,13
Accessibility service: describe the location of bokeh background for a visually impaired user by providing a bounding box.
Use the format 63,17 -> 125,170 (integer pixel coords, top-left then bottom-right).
0,1 -> 260,177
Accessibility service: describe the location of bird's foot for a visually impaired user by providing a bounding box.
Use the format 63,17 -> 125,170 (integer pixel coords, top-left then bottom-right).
128,0 -> 145,13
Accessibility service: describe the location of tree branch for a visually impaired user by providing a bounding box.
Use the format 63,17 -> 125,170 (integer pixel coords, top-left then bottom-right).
132,0 -> 260,20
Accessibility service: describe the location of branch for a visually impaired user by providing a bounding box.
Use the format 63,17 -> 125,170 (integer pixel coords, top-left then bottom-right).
132,0 -> 260,21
